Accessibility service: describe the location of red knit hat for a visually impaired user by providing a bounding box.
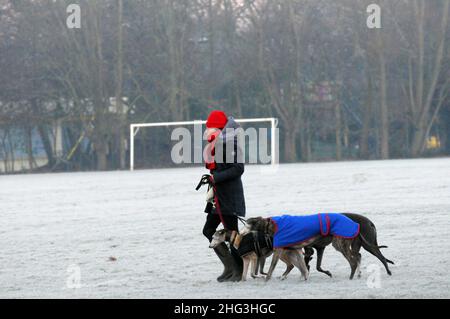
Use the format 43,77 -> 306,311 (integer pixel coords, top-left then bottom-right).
206,110 -> 228,129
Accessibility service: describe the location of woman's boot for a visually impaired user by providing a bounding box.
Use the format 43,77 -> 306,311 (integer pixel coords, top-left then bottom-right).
225,245 -> 243,282
214,242 -> 234,282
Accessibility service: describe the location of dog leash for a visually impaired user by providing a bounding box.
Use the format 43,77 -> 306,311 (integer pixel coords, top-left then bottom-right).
195,174 -> 211,191
236,215 -> 247,226
253,232 -> 262,257
251,231 -> 272,257
195,174 -> 247,228
265,234 -> 273,250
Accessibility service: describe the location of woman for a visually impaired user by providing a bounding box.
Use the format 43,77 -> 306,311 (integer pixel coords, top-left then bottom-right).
202,110 -> 246,282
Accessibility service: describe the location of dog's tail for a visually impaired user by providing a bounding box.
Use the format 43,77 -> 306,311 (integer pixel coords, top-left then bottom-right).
359,233 -> 394,275
378,247 -> 395,264
368,227 -> 393,262
359,234 -> 389,250
360,235 -> 395,265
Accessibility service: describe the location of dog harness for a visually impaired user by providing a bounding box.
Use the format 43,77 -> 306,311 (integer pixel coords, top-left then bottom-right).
270,213 -> 360,248
236,231 -> 273,257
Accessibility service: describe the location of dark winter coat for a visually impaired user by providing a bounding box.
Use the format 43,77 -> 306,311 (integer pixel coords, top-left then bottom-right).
205,117 -> 246,217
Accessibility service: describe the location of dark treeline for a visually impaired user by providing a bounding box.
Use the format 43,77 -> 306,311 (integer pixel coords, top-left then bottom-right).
0,0 -> 449,173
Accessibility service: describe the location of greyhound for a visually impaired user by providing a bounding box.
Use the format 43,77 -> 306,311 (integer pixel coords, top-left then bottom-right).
209,229 -> 309,281
246,213 -> 394,281
300,213 -> 393,278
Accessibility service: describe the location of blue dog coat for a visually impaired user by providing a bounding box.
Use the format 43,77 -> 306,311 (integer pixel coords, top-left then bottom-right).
270,213 -> 360,248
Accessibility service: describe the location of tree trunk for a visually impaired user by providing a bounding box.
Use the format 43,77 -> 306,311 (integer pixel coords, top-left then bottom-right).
411,129 -> 426,156
116,0 -> 126,169
233,78 -> 242,118
31,98 -> 55,169
360,72 -> 373,159
378,34 -> 389,159
207,0 -> 216,100
96,140 -> 108,171
335,102 -> 342,161
37,124 -> 55,168
92,2 -> 108,170
1,130 -> 10,173
304,121 -> 311,162
410,0 -> 449,156
284,126 -> 298,163
25,126 -> 35,171
7,131 -> 15,172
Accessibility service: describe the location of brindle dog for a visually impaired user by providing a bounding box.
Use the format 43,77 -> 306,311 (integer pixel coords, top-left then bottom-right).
246,213 -> 394,281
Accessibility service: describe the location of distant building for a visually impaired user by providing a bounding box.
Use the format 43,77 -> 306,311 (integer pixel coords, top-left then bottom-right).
0,121 -> 64,173
0,97 -> 129,173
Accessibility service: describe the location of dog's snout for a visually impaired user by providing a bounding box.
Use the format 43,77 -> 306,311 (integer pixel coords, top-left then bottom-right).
209,239 -> 218,248
241,225 -> 251,235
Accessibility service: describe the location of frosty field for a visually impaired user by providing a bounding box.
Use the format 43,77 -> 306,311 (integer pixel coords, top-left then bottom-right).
1,158 -> 450,298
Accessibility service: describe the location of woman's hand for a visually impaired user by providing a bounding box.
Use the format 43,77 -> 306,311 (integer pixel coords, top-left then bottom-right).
196,174 -> 214,190
201,174 -> 214,185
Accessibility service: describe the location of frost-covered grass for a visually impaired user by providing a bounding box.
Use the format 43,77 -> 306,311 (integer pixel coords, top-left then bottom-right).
1,158 -> 449,298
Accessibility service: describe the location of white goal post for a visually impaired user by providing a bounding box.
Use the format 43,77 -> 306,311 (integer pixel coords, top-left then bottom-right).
129,118 -> 278,171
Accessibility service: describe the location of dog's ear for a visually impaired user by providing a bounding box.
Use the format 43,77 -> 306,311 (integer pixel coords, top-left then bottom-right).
245,217 -> 255,225
247,217 -> 263,226
254,218 -> 265,231
266,218 -> 275,234
246,217 -> 267,232
244,217 -> 258,230
253,217 -> 273,234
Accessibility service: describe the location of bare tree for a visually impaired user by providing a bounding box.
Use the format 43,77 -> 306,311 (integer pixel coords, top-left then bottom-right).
403,0 -> 449,156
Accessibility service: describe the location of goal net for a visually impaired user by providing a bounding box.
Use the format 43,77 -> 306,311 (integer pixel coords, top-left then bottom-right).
129,118 -> 278,171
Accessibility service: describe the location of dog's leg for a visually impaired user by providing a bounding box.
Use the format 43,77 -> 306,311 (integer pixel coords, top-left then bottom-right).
265,249 -> 281,282
242,257 -> 250,281
250,255 -> 257,278
360,234 -> 393,276
333,238 -> 358,280
351,239 -> 363,279
315,247 -> 332,278
280,265 -> 294,280
349,254 -> 359,280
259,257 -> 268,276
291,249 -> 309,281
279,252 -> 294,280
348,253 -> 358,280
254,256 -> 260,276
304,247 -> 314,271
355,252 -> 362,279
251,255 -> 263,278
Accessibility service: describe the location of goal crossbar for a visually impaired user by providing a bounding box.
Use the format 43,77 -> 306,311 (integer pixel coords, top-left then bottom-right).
129,118 -> 278,170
